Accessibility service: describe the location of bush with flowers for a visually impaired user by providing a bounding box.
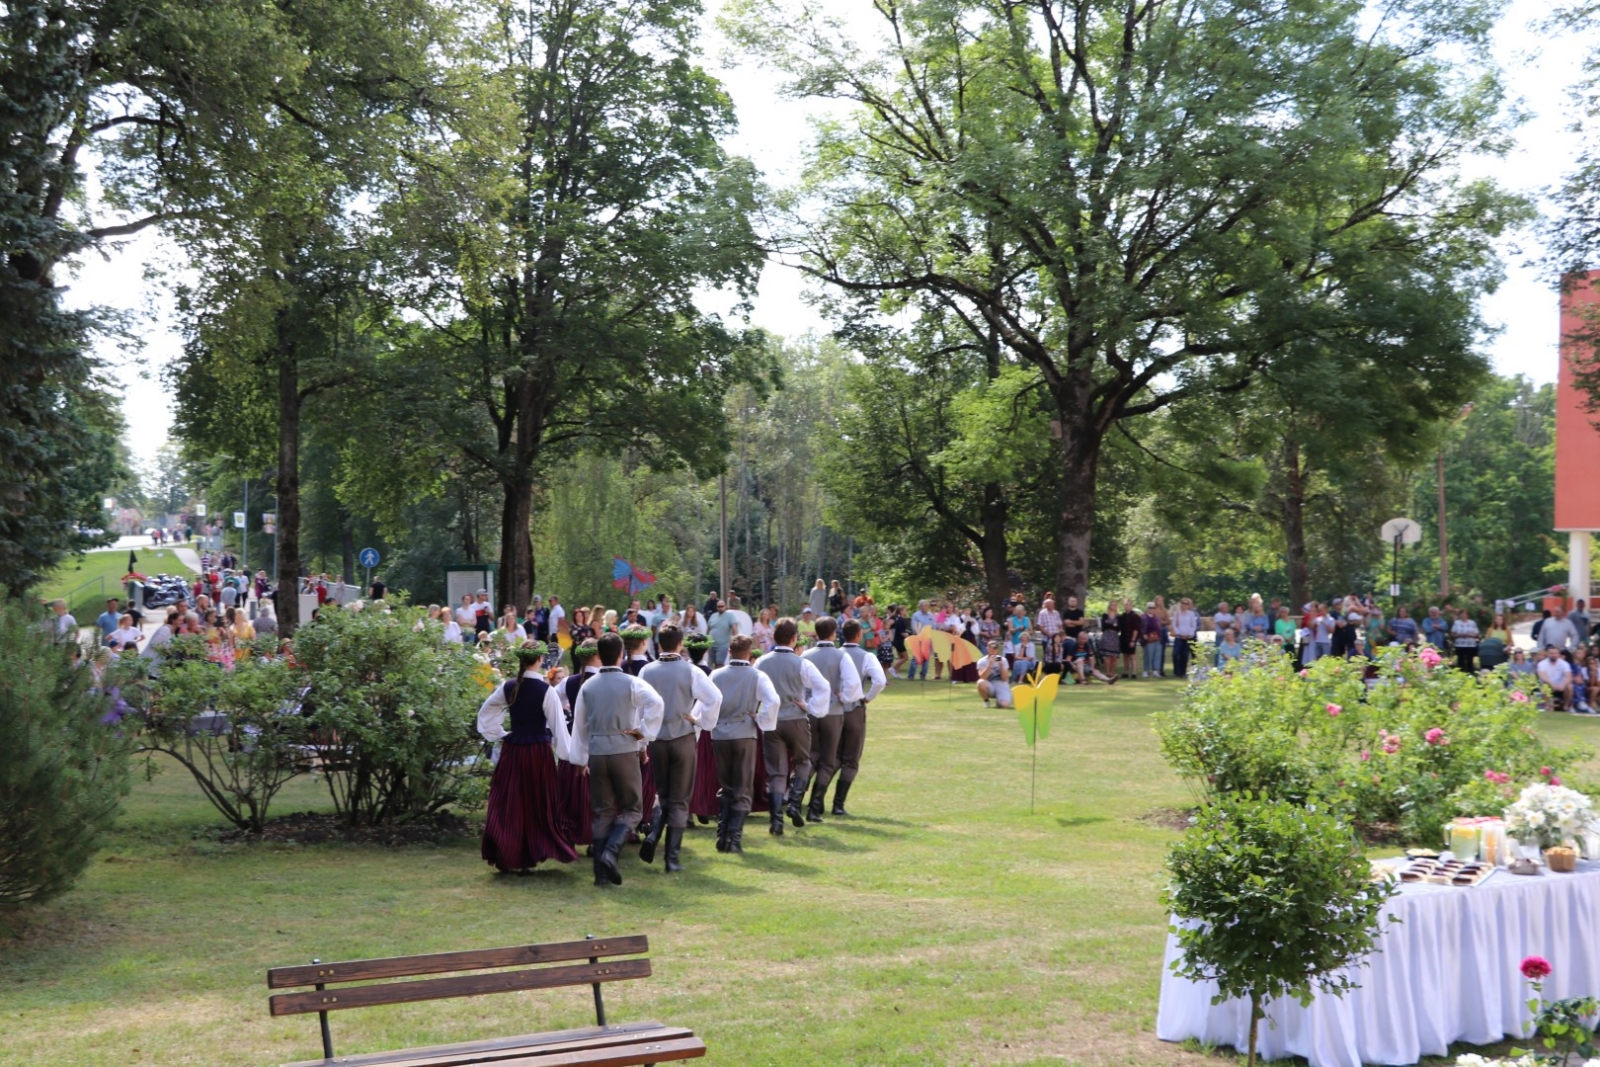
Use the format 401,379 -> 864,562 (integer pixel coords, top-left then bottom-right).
1155,644 -> 1592,845
1502,783 -> 1600,849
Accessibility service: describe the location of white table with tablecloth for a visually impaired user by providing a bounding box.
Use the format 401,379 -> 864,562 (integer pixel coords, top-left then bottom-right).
1156,861 -> 1600,1067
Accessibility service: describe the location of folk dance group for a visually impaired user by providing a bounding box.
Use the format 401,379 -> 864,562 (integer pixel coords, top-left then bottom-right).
476,616 -> 887,885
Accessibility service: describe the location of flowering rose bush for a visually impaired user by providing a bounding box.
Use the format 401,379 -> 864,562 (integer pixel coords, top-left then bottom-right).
1155,646 -> 1590,844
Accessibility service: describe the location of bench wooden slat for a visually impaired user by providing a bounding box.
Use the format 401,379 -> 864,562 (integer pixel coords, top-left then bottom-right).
270,958 -> 652,1017
482,1036 -> 705,1067
269,937 -> 650,989
280,1023 -> 689,1067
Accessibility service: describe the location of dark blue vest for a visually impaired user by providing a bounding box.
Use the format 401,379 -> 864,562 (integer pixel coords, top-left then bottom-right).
503,676 -> 554,744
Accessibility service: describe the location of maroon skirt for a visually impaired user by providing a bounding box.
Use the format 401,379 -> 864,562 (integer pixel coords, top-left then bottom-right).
951,663 -> 978,683
690,731 -> 719,818
481,741 -> 578,871
556,759 -> 592,846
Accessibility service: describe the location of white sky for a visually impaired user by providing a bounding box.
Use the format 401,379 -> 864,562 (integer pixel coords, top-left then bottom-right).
68,0 -> 1591,456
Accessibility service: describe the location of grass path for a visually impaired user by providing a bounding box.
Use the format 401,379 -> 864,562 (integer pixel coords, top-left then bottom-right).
3,678 -> 1596,1066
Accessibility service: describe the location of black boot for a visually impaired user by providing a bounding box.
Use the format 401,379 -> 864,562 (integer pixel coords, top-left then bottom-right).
715,795 -> 733,853
596,823 -> 629,886
663,827 -> 684,872
728,811 -> 746,853
832,778 -> 853,817
769,789 -> 785,836
638,808 -> 666,864
806,783 -> 826,823
785,783 -> 806,829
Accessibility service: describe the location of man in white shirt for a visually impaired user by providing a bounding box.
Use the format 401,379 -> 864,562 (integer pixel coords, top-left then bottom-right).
709,634 -> 779,853
800,617 -> 865,822
51,599 -> 77,639
977,641 -> 1012,708
570,633 -> 665,886
454,594 -> 476,632
756,617 -> 832,834
726,595 -> 753,639
637,624 -> 723,872
828,618 -> 886,817
1536,646 -> 1575,711
1171,597 -> 1201,680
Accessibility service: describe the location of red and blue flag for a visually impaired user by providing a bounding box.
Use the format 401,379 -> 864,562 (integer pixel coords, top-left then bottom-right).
611,557 -> 656,596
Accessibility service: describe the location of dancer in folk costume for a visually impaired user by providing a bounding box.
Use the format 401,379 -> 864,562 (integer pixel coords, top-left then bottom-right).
685,635 -> 722,822
570,633 -> 664,886
799,616 -> 863,823
477,645 -> 578,873
829,618 -> 886,816
755,617 -> 831,835
709,634 -> 779,853
637,624 -> 722,872
619,626 -> 657,839
557,641 -> 601,846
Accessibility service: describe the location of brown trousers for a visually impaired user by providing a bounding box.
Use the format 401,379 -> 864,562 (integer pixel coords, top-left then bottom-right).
807,713 -> 845,795
763,717 -> 812,799
713,737 -> 758,814
646,732 -> 697,829
588,751 -> 643,842
837,704 -> 867,786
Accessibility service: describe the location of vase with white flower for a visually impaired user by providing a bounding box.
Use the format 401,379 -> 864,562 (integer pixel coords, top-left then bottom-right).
1502,782 -> 1600,864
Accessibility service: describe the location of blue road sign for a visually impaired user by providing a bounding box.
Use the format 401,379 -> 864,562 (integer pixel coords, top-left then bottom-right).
358,547 -> 380,569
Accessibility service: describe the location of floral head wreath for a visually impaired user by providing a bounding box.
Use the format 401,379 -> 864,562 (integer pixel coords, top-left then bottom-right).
683,634 -> 714,652
573,641 -> 600,661
513,644 -> 547,668
620,626 -> 652,642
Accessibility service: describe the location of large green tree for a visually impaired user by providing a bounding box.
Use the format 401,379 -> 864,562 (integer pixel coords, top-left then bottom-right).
729,0 -> 1520,602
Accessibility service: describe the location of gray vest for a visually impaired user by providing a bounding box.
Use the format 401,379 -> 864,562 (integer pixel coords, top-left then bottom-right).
758,648 -> 808,721
805,644 -> 847,716
641,656 -> 699,742
842,644 -> 872,710
581,669 -> 639,757
711,663 -> 762,741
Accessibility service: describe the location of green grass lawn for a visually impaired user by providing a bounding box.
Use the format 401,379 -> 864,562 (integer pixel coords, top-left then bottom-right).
37,547 -> 193,622
3,679 -> 1597,1067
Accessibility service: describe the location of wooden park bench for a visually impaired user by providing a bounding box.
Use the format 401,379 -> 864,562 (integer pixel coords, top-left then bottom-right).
267,934 -> 706,1067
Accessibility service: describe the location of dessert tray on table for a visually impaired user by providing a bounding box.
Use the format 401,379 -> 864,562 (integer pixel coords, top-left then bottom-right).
1398,856 -> 1497,886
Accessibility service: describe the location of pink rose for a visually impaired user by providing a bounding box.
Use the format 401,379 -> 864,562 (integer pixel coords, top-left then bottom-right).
1299,669 -> 1309,678
1520,956 -> 1552,980
1541,766 -> 1552,778
1326,703 -> 1342,717
1510,691 -> 1529,703
1418,646 -> 1442,667
1424,727 -> 1446,745
1360,750 -> 1371,762
1551,776 -> 1562,786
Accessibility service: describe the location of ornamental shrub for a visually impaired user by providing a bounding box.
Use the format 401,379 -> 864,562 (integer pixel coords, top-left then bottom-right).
1165,792 -> 1396,1067
133,635 -> 311,832
291,604 -> 489,825
0,595 -> 129,908
1154,646 -> 1587,844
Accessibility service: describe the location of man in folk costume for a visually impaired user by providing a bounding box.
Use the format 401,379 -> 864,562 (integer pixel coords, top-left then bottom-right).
476,645 -> 577,873
619,625 -> 659,829
755,617 -> 831,835
638,624 -> 723,873
570,633 -> 665,886
709,634 -> 778,853
828,618 -> 886,817
799,616 -> 864,824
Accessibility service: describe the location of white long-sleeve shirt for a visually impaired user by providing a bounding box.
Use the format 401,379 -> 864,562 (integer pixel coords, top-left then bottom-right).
805,643 -> 865,708
841,644 -> 887,702
766,646 -> 832,718
710,659 -> 782,731
569,667 -> 666,766
476,671 -> 571,762
658,655 -> 725,735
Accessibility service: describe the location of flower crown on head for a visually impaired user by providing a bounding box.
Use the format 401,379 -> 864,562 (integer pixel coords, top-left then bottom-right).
513,644 -> 547,667
620,626 -> 652,642
684,634 -> 714,652
573,640 -> 600,660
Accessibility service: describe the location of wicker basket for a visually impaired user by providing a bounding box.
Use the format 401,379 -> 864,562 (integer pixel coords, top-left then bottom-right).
1545,846 -> 1578,873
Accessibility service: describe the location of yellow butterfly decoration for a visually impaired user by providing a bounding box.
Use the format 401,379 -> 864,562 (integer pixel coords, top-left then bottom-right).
1013,663 -> 1060,746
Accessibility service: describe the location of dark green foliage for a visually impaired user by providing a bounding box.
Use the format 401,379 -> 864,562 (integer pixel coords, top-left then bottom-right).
1165,792 -> 1397,1067
290,605 -> 487,825
0,593 -> 129,908
134,635 -> 311,832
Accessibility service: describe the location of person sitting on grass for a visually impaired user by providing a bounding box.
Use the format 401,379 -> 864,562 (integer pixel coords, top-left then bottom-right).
1571,645 -> 1595,714
1535,645 -> 1574,711
1068,628 -> 1118,686
976,641 -> 1013,708
1506,647 -> 1535,682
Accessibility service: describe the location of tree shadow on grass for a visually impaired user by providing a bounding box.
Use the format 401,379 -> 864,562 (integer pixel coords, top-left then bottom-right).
1056,815 -> 1110,829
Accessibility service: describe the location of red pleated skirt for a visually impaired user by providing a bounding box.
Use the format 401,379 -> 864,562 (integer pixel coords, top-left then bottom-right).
481,742 -> 578,871
557,759 -> 592,846
690,730 -> 719,818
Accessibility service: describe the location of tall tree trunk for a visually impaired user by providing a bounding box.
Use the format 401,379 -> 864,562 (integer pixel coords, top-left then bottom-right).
979,481 -> 1010,612
499,473 -> 534,610
1282,436 -> 1311,612
339,510 -> 354,586
275,311 -> 302,638
1052,405 -> 1100,604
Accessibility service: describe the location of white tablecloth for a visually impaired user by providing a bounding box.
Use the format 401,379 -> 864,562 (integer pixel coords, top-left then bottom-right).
1156,861 -> 1600,1067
